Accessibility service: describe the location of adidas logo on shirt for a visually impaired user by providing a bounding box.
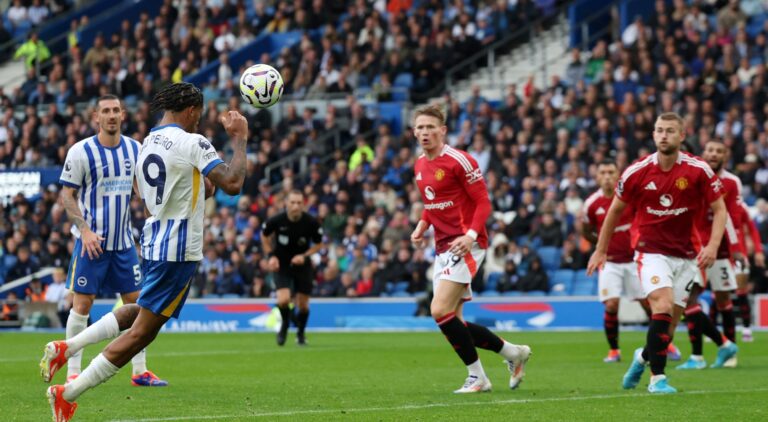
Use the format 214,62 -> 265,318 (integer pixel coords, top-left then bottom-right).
644,181 -> 657,190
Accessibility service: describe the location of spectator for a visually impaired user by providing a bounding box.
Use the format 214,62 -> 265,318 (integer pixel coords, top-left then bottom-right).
24,277 -> 47,302
518,257 -> 549,292
497,259 -> 521,293
2,291 -> 20,321
13,32 -> 50,72
28,0 -> 50,27
531,212 -> 563,247
44,268 -> 70,326
7,0 -> 28,29
7,245 -> 39,282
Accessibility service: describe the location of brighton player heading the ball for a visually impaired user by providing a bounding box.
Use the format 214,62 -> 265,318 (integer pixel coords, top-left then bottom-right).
43,82 -> 250,422
410,104 -> 531,394
587,112 -> 731,394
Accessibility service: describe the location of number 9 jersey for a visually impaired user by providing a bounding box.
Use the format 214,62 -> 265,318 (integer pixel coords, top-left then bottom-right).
136,124 -> 224,262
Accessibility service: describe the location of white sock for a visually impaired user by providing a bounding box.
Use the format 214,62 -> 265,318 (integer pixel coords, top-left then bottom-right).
690,355 -> 704,361
649,374 -> 666,385
467,359 -> 486,378
131,349 -> 148,375
66,313 -> 120,362
499,341 -> 521,361
65,310 -> 89,376
63,353 -> 119,402
721,340 -> 733,348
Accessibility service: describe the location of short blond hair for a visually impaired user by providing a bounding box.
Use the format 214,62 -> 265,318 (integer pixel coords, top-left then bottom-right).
657,112 -> 684,133
412,104 -> 446,125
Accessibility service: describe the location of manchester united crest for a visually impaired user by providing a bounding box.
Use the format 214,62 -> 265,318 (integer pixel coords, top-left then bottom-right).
675,177 -> 688,190
435,168 -> 445,181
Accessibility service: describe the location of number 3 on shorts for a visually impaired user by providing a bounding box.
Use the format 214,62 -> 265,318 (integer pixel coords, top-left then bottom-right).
133,264 -> 142,285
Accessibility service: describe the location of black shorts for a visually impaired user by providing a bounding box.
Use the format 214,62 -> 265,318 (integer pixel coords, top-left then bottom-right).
273,266 -> 314,295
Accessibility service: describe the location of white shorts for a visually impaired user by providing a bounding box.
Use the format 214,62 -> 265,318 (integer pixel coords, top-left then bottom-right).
432,243 -> 486,302
598,261 -> 645,302
635,252 -> 701,307
706,258 -> 737,292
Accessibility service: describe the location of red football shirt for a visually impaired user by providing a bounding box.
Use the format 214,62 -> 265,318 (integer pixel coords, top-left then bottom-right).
415,145 -> 490,254
583,190 -> 634,263
616,152 -> 723,259
694,169 -> 740,259
736,201 -> 763,256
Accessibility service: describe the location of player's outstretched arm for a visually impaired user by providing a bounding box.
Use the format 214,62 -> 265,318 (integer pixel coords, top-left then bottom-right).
60,186 -> 104,259
587,196 -> 626,275
207,110 -> 249,195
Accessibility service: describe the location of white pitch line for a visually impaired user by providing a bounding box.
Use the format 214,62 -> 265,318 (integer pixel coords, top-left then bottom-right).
0,344 -> 388,363
110,387 -> 768,422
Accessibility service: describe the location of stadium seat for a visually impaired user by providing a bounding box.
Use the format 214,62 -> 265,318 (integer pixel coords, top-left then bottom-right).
485,272 -> 502,291
393,73 -> 413,88
571,270 -> 598,295
537,247 -> 561,271
221,294 -> 240,299
479,290 -> 502,297
550,269 -> 574,294
571,283 -> 594,296
202,294 -> 219,299
501,291 -> 523,296
526,290 -> 547,296
390,291 -> 411,297
393,281 -> 410,293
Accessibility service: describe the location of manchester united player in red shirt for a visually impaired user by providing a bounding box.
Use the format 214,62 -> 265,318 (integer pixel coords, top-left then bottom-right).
677,140 -> 742,369
587,112 -> 736,393
409,105 -> 531,394
583,160 -> 648,363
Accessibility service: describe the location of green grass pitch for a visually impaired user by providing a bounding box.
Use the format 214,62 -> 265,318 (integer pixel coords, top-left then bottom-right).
1,331 -> 767,421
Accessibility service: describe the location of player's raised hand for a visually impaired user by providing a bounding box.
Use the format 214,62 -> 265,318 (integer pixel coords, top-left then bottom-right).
220,110 -> 249,140
81,228 -> 105,259
586,250 -> 606,276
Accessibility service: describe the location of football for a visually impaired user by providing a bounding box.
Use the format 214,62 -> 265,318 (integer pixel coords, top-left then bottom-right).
239,64 -> 284,108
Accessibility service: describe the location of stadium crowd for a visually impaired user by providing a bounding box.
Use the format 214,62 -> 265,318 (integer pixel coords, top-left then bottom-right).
1,0 -> 768,306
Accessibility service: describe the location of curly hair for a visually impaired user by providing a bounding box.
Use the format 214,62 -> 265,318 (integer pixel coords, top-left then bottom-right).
150,82 -> 203,114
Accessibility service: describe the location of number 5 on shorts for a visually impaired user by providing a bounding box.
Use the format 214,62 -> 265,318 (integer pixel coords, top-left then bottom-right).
134,264 -> 142,285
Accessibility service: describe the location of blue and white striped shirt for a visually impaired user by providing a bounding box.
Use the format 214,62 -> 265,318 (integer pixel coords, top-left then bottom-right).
59,135 -> 140,251
137,124 -> 224,262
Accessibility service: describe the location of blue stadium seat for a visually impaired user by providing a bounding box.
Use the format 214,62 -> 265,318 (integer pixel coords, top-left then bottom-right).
391,291 -> 411,297
393,281 -> 410,293
537,247 -> 561,271
550,269 -> 574,293
485,272 -> 502,291
479,290 -> 501,297
571,270 -> 598,295
393,73 -> 413,88
548,289 -> 569,297
502,291 -> 523,296
571,283 -> 594,296
525,290 -> 547,296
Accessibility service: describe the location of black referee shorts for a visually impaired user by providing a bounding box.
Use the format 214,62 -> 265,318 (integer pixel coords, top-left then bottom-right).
273,265 -> 314,295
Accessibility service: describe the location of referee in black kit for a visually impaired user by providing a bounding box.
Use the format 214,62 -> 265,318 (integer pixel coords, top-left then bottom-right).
262,189 -> 325,346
